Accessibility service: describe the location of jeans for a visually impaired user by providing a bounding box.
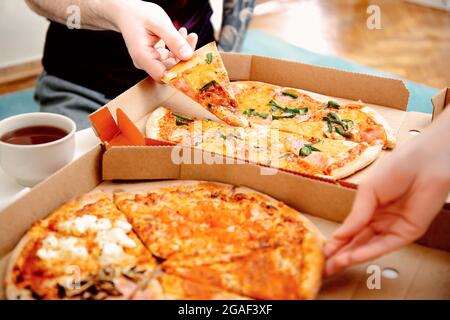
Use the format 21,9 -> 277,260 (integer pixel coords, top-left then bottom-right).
35,71 -> 110,130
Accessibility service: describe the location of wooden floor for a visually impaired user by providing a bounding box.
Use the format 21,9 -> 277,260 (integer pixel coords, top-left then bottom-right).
251,0 -> 450,88
1,0 -> 449,94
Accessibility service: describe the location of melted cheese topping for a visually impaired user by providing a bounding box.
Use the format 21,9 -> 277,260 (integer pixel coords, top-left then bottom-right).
96,228 -> 136,265
183,62 -> 219,90
234,84 -> 277,114
37,234 -> 88,261
314,139 -> 355,158
57,214 -> 132,235
56,214 -> 136,265
274,121 -> 326,138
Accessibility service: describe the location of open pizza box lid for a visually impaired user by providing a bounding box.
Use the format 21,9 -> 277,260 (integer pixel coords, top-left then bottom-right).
0,54 -> 449,300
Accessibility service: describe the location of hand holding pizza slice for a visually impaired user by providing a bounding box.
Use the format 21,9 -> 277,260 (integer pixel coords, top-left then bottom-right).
161,42 -> 248,127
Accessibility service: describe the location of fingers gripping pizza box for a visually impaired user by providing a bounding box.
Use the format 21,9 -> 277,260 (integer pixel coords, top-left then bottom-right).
0,53 -> 449,300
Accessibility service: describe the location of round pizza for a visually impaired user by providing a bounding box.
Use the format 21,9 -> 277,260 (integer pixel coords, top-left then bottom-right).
6,181 -> 324,300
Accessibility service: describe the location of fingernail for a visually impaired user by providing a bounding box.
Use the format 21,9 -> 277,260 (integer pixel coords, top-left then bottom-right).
179,45 -> 193,59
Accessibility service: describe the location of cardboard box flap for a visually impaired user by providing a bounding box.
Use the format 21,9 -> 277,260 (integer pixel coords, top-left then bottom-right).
91,79 -> 174,123
91,107 -> 174,147
432,87 -> 449,119
221,53 -> 410,111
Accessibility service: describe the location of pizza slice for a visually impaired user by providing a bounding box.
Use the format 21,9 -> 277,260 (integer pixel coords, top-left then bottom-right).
113,182 -> 309,265
113,181 -> 324,299
278,131 -> 382,179
5,192 -> 157,300
161,42 -> 248,127
164,233 -> 324,300
307,102 -> 396,149
132,273 -> 249,300
146,107 -> 381,179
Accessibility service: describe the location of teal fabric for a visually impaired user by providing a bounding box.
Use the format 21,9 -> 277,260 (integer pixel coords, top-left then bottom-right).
0,30 -> 437,121
241,30 -> 437,114
0,89 -> 39,120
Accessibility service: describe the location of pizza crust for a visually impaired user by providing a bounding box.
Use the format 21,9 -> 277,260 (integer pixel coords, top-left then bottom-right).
145,106 -> 168,140
234,186 -> 324,299
299,231 -> 325,300
361,106 -> 396,149
4,232 -> 36,300
330,144 -> 382,179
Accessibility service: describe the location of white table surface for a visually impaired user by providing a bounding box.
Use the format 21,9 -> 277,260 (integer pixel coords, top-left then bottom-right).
0,128 -> 100,210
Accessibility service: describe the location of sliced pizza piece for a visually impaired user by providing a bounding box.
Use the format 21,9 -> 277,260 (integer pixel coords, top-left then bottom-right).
161,42 -> 248,127
5,192 -> 157,300
5,228 -> 100,300
132,273 -> 249,300
308,102 -> 396,149
278,132 -> 382,179
164,232 -> 324,300
113,182 -> 310,265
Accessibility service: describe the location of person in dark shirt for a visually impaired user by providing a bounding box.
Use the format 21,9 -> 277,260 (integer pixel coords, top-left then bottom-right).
25,0 -> 256,128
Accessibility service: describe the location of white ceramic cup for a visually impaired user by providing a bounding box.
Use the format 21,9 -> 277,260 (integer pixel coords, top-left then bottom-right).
0,113 -> 76,187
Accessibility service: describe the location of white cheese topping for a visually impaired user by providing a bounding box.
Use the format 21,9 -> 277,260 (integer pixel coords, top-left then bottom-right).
58,214 -> 113,234
114,219 -> 132,232
37,234 -> 88,260
95,228 -> 136,265
53,214 -> 137,265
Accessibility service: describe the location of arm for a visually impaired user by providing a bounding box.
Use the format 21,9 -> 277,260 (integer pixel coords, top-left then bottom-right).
25,0 -> 198,80
25,0 -> 116,30
324,106 -> 450,276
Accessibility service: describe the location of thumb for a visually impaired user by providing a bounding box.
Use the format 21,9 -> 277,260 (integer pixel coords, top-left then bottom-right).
150,16 -> 193,60
333,184 -> 378,239
323,184 -> 377,258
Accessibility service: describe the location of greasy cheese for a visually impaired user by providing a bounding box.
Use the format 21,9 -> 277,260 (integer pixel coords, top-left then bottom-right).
184,63 -> 218,90
235,85 -> 276,114
275,121 -> 325,138
337,109 -> 373,127
314,139 -> 355,158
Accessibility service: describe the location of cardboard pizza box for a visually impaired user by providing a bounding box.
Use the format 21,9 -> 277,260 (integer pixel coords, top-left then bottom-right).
0,54 -> 449,300
89,52 -> 446,188
0,146 -> 449,299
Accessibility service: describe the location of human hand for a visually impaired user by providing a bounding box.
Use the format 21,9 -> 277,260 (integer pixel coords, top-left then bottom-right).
324,118 -> 450,276
111,0 -> 198,80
